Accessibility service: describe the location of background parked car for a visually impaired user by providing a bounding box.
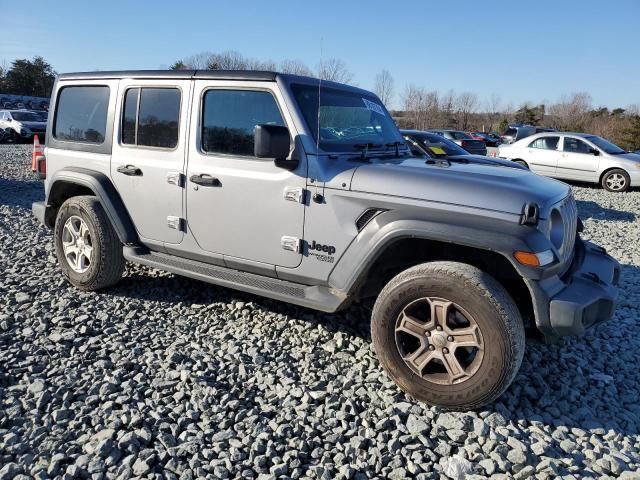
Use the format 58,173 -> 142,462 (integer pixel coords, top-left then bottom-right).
498,132 -> 640,192
472,131 -> 502,146
402,130 -> 523,169
501,124 -> 536,144
426,129 -> 487,155
0,109 -> 47,142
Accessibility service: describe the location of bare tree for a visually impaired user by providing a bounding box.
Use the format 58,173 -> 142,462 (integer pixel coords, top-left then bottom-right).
279,59 -> 313,76
374,69 -> 394,107
402,85 -> 440,130
182,52 -> 214,69
548,92 -> 592,130
316,58 -> 354,84
456,92 -> 478,130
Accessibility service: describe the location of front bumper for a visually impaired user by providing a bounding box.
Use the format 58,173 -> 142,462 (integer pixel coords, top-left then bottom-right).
529,239 -> 620,339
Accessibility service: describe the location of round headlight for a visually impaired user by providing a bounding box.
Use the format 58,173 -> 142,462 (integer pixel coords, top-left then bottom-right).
549,208 -> 564,249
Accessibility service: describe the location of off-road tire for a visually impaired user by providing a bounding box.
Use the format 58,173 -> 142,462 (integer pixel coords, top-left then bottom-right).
54,196 -> 125,290
371,261 -> 525,410
601,168 -> 630,193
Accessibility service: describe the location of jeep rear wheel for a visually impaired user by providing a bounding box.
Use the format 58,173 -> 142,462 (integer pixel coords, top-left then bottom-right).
54,196 -> 125,291
371,261 -> 525,410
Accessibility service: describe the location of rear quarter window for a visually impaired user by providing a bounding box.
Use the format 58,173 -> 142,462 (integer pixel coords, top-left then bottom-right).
54,86 -> 109,143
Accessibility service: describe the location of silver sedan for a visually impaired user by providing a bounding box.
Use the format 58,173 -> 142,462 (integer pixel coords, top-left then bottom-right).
498,132 -> 640,192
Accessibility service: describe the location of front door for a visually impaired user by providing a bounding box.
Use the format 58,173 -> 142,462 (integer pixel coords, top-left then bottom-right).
186,81 -> 305,268
557,136 -> 600,181
111,79 -> 191,245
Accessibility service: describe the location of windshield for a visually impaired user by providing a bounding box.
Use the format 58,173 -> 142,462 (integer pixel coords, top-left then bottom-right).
585,135 -> 626,154
12,112 -> 42,122
291,83 -> 403,153
504,127 -> 517,136
416,134 -> 468,156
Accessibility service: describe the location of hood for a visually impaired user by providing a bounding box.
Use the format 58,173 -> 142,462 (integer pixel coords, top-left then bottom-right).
350,157 -> 569,215
616,152 -> 640,162
445,154 -> 526,169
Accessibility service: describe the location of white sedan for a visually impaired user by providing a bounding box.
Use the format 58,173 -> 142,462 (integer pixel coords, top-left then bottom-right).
498,132 -> 640,192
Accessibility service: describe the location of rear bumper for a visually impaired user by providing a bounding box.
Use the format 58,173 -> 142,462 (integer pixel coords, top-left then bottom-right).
529,239 -> 620,339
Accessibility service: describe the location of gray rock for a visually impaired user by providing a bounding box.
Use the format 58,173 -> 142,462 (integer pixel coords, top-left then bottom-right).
406,414 -> 430,435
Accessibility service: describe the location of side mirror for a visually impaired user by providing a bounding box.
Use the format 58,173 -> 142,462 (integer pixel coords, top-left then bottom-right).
591,148 -> 600,156
254,124 -> 297,170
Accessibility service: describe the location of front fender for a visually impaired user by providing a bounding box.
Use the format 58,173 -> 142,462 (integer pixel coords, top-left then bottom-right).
45,167 -> 138,244
329,210 -> 553,294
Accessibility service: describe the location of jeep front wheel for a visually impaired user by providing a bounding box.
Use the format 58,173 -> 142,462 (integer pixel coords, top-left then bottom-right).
371,261 -> 525,410
54,196 -> 125,291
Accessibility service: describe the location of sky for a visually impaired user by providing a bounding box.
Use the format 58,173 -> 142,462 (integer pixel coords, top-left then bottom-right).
2,0 -> 639,109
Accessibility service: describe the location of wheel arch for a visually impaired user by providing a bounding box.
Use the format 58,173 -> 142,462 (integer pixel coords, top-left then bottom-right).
45,168 -> 138,244
599,166 -> 629,184
331,218 -> 537,329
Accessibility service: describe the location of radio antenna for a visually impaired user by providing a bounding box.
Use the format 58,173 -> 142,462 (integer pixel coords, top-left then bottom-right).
316,37 -> 322,156
313,37 -> 324,202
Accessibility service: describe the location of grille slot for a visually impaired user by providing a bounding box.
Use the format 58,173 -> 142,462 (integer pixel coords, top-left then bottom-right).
556,194 -> 578,263
355,208 -> 386,231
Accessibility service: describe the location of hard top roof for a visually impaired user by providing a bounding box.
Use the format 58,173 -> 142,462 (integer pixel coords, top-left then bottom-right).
55,69 -> 375,96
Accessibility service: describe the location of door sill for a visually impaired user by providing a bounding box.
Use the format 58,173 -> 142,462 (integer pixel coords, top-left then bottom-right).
123,247 -> 348,312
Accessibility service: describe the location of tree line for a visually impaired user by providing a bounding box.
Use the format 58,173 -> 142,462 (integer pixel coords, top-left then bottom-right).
2,54 -> 639,151
171,51 -> 639,151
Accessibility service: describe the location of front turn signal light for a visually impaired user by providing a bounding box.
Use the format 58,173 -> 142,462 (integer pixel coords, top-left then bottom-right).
514,249 -> 554,267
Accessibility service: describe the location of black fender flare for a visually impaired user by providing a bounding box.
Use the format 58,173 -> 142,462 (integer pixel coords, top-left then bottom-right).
45,167 -> 138,244
329,216 -> 552,294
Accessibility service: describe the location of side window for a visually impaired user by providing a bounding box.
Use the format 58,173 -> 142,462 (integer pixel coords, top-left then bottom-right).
121,87 -> 180,149
563,137 -> 591,154
529,136 -> 559,150
54,86 -> 109,143
201,90 -> 285,156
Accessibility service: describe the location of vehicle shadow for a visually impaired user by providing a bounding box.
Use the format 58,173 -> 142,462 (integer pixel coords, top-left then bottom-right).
576,199 -> 636,222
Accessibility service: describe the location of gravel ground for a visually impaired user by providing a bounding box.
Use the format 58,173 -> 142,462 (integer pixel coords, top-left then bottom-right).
1,144 -> 639,480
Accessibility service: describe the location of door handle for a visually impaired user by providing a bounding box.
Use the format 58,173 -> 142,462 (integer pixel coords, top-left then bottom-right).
117,164 -> 142,176
190,174 -> 221,187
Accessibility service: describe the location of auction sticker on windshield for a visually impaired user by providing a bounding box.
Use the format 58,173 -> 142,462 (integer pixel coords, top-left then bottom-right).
429,146 -> 446,155
362,98 -> 385,116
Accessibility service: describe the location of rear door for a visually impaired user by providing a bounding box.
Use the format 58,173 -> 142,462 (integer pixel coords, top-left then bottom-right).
185,81 -> 305,268
111,79 -> 192,245
524,135 -> 560,176
557,136 -> 600,181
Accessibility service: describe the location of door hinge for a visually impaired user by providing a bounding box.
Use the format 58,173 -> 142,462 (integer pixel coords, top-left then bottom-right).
167,216 -> 184,231
167,172 -> 185,187
281,236 -> 302,253
283,186 -> 306,204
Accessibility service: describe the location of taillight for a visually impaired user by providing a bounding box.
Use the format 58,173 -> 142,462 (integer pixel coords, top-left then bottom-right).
32,135 -> 46,179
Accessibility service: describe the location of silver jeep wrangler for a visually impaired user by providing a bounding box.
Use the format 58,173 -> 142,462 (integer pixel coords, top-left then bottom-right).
32,70 -> 620,409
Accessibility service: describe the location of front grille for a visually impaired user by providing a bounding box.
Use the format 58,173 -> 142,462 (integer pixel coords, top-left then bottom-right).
556,194 -> 578,263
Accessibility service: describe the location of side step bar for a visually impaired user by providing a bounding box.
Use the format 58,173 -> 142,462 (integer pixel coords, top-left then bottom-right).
123,247 -> 348,313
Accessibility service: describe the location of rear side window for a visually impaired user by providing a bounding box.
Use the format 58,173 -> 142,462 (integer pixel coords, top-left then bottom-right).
201,89 -> 285,156
54,86 -> 109,143
529,136 -> 559,150
121,87 -> 180,149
